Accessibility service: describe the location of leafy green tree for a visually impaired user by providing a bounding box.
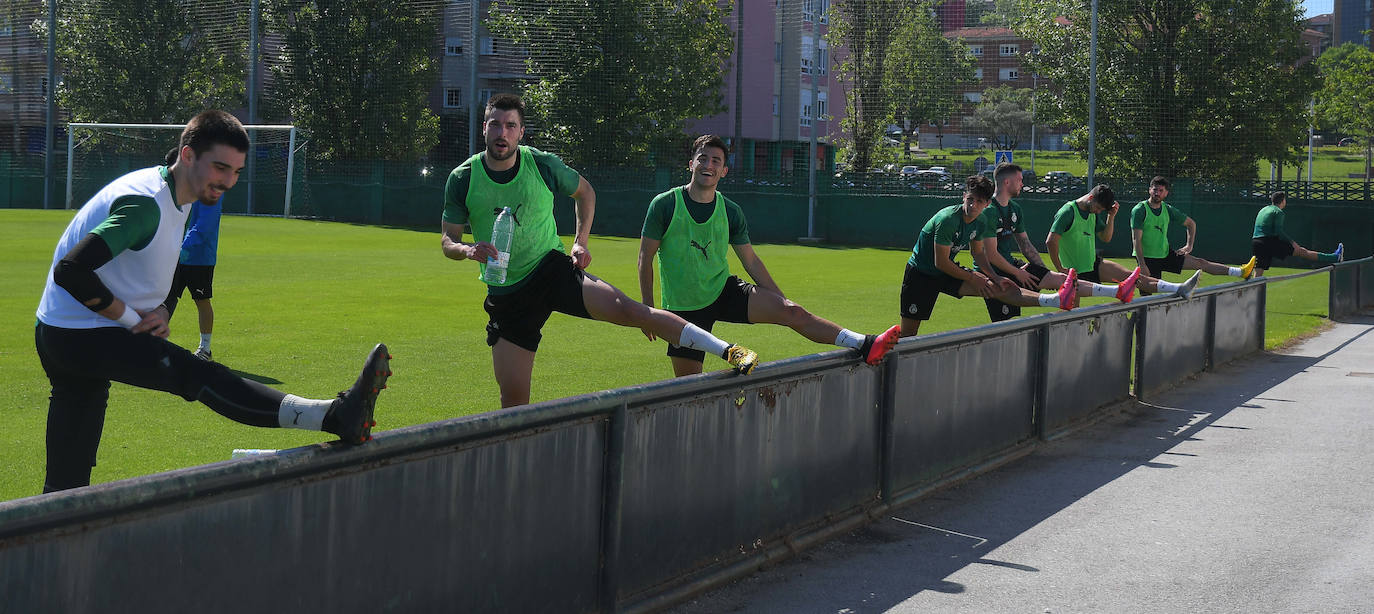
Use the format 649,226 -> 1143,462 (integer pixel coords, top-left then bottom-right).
1016,0 -> 1318,179
263,0 -> 440,161
39,0 -> 244,123
831,1 -> 969,171
968,86 -> 1033,150
1316,43 -> 1374,180
886,6 -> 977,154
488,0 -> 733,169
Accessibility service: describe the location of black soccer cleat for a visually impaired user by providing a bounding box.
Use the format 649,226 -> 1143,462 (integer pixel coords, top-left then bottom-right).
324,343 -> 391,445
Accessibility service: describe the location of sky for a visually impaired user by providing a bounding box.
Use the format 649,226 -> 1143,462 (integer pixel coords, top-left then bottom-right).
1302,0 -> 1334,17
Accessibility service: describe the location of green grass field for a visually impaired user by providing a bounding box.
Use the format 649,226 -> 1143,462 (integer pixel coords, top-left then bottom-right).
0,209 -> 1332,502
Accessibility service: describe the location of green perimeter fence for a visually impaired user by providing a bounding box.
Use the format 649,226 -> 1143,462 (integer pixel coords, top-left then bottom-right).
3,153 -> 1370,264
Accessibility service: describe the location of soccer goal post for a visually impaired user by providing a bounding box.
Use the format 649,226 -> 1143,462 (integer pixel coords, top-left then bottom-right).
66,123 -> 299,216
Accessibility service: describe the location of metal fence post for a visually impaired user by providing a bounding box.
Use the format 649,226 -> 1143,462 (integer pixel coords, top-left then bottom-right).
1204,294 -> 1217,371
599,402 -> 628,613
879,352 -> 898,502
1034,323 -> 1050,440
1133,306 -> 1148,402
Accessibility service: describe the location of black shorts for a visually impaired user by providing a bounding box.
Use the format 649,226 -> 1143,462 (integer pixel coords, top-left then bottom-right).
1077,257 -> 1105,283
171,264 -> 215,301
666,276 -> 754,362
1252,236 -> 1294,270
981,261 -> 1052,322
483,250 -> 592,352
1144,250 -> 1186,277
901,265 -> 966,322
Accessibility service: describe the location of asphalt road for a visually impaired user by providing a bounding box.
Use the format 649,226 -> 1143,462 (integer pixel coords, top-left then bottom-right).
672,316 -> 1374,614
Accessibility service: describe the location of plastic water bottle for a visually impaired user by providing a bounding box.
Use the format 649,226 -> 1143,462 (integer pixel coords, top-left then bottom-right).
482,206 -> 515,284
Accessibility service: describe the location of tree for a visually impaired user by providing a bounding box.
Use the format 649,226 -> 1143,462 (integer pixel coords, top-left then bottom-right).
1016,0 -> 1319,180
967,86 -> 1033,150
488,0 -> 733,169
828,1 -> 906,172
38,0 -> 244,124
263,0 -> 440,161
1316,43 -> 1374,181
886,6 -> 977,154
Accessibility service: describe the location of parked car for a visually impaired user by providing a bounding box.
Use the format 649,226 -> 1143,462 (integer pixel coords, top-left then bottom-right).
911,170 -> 953,189
1044,170 -> 1076,181
1338,137 -> 1357,147
900,165 -> 921,177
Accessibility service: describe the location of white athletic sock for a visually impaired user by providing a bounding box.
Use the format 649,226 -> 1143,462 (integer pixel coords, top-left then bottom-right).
1227,266 -> 1242,277
1090,284 -> 1118,297
198,333 -> 212,351
834,329 -> 865,350
1037,293 -> 1060,308
1156,279 -> 1181,293
278,394 -> 331,431
677,323 -> 731,358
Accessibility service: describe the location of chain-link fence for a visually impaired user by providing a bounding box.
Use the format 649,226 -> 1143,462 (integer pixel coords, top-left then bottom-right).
2,1 -> 1369,227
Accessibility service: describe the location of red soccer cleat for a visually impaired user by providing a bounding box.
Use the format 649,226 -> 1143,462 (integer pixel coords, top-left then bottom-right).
1116,267 -> 1141,303
861,324 -> 901,365
1057,268 -> 1078,310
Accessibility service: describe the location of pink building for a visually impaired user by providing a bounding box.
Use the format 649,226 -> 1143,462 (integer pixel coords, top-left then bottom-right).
686,1 -> 841,174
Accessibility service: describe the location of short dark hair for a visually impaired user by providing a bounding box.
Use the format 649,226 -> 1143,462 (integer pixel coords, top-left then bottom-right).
690,134 -> 730,161
993,162 -> 1023,184
1271,191 -> 1287,205
486,93 -> 525,123
965,175 -> 994,201
163,147 -> 179,166
180,110 -> 248,155
1089,184 -> 1115,207
1150,176 -> 1170,189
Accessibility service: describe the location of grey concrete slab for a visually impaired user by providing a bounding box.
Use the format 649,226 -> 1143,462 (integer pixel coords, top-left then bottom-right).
671,316 -> 1374,614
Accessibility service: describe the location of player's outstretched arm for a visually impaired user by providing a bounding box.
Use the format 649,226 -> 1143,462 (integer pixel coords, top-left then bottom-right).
1131,228 -> 1148,271
440,220 -> 496,262
1178,217 -> 1196,255
1014,232 -> 1049,270
1046,232 -> 1065,272
733,243 -> 783,296
983,237 -> 1035,289
570,176 -> 595,269
637,237 -> 661,341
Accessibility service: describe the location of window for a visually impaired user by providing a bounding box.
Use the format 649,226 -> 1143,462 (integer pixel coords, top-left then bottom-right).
969,45 -> 984,57
480,37 -> 495,55
446,37 -> 463,56
773,95 -> 780,116
1000,44 -> 1018,57
974,68 -> 984,80
0,74 -> 11,94
999,67 -> 1019,81
817,41 -> 828,76
819,0 -> 830,23
479,88 -> 494,104
803,0 -> 816,22
800,91 -> 813,127
801,36 -> 813,74
444,88 -> 462,109
963,92 -> 982,103
816,91 -> 828,121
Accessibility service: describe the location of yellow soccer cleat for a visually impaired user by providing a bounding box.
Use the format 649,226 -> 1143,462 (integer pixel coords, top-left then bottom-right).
1240,256 -> 1258,280
724,344 -> 759,375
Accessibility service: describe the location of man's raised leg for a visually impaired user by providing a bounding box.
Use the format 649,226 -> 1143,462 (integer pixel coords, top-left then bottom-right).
746,285 -> 899,365
580,274 -> 758,373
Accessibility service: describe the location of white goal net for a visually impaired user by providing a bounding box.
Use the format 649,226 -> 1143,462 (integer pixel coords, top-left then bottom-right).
65,123 -> 299,216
